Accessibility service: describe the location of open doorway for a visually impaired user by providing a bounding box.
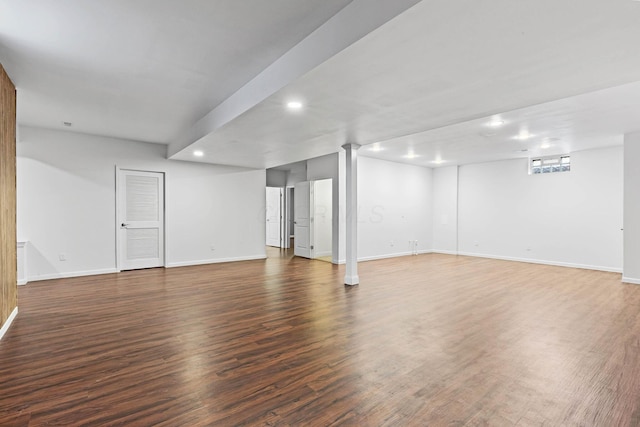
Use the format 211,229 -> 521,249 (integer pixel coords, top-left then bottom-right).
265,159 -> 334,263
293,179 -> 332,262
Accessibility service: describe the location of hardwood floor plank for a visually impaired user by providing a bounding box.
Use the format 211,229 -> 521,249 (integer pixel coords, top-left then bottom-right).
1,250 -> 639,425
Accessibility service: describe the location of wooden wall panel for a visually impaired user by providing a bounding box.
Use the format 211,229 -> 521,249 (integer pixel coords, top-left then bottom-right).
0,63 -> 17,329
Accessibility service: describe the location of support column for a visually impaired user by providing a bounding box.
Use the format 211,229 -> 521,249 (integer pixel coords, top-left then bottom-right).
342,143 -> 361,285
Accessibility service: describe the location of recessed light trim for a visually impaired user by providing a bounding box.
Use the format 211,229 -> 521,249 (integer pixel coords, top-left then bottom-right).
369,143 -> 384,152
487,118 -> 504,128
514,131 -> 534,141
193,150 -> 204,157
286,101 -> 303,110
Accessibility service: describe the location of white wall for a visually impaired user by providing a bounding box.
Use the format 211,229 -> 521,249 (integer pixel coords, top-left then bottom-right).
457,146 -> 623,272
266,169 -> 286,187
624,133 -> 640,282
286,164 -> 307,187
358,156 -> 433,261
17,126 -> 266,281
432,166 -> 458,254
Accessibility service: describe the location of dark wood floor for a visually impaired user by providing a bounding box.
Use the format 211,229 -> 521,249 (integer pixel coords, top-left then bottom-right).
1,249 -> 639,426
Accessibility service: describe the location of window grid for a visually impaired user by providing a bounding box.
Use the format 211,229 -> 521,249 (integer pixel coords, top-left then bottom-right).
531,155 -> 570,175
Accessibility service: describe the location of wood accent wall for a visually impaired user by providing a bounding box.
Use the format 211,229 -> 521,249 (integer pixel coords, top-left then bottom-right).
0,63 -> 17,330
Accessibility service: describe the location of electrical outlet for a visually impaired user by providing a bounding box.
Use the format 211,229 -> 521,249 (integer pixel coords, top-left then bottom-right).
473,241 -> 479,247
210,245 -> 215,251
390,240 -> 394,247
59,253 -> 67,261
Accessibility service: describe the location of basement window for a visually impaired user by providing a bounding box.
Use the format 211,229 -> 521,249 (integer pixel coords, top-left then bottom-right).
531,155 -> 570,175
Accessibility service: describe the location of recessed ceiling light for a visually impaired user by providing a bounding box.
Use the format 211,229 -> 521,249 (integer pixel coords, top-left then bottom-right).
431,159 -> 445,165
540,143 -> 551,149
404,152 -> 419,159
286,101 -> 303,110
487,118 -> 504,128
369,143 -> 384,152
193,150 -> 204,157
514,131 -> 534,141
63,121 -> 72,127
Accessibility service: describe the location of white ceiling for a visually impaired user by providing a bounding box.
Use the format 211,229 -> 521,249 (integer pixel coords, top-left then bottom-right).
2,0 -> 640,169
0,0 -> 354,143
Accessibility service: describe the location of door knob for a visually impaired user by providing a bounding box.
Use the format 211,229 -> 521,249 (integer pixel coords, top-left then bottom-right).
121,223 -> 129,228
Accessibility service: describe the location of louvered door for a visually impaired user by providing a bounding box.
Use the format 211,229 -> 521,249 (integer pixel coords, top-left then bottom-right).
118,169 -> 165,270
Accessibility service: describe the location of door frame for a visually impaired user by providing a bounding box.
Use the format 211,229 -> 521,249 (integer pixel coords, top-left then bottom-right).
282,187 -> 294,249
115,167 -> 167,272
265,186 -> 283,248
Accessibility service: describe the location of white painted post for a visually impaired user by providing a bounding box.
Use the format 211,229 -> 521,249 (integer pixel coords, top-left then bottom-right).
342,143 -> 361,285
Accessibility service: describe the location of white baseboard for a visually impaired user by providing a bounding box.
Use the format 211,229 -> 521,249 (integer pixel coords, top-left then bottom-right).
28,268 -> 119,282
25,255 -> 269,280
622,276 -> 640,285
431,249 -> 458,255
0,307 -> 18,341
17,279 -> 28,286
336,250 -> 433,264
166,255 -> 267,268
358,250 -> 432,262
315,251 -> 332,257
457,251 -> 622,273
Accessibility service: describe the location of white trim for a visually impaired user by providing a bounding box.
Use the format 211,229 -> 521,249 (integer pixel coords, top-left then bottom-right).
115,167 -> 167,272
17,240 -> 28,286
115,166 -> 121,271
358,250 -> 432,262
28,268 -> 119,282
0,307 -> 18,341
457,251 -> 622,273
431,249 -> 458,255
166,255 -> 267,268
622,276 -> 640,285
163,170 -> 170,268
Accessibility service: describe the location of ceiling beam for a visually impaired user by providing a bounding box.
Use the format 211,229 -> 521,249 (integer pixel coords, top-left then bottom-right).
167,0 -> 421,160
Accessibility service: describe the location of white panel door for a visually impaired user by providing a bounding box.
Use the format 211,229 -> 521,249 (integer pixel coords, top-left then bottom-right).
118,169 -> 165,270
266,187 -> 282,247
294,181 -> 313,258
